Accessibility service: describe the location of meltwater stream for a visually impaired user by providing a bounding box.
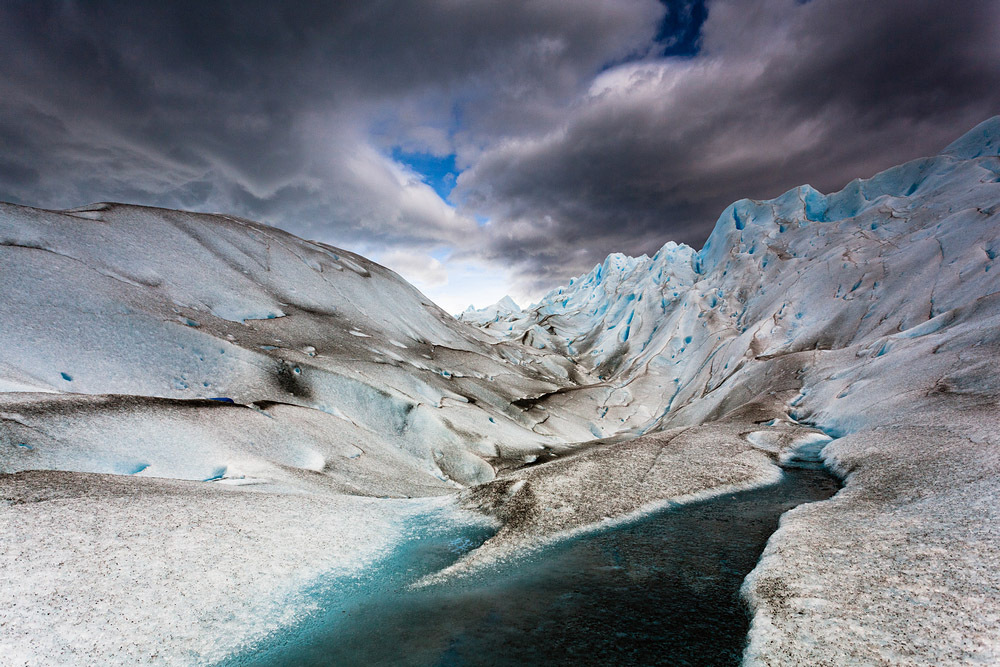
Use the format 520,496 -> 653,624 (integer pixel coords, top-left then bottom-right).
224,465 -> 839,667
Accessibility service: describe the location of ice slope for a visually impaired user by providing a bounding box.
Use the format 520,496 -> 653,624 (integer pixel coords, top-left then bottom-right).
0,202 -> 589,664
460,116 -> 1000,664
0,203 -> 595,490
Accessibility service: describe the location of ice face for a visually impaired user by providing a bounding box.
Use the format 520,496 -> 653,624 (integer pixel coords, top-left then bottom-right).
468,117 -> 1000,442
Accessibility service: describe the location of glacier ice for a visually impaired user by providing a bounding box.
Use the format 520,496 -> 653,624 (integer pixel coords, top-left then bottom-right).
2,116 -> 1000,664
0,203 -> 601,489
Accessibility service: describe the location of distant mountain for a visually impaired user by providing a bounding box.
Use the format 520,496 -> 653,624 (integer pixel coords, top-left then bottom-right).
458,294 -> 523,327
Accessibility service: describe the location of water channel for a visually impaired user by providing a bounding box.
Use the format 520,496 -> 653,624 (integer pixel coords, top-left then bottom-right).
223,462 -> 839,666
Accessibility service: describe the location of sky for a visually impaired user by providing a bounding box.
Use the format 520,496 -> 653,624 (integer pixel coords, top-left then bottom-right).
2,0 -> 999,312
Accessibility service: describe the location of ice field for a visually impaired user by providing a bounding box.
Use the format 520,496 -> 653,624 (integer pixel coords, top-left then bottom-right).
2,117 -> 999,664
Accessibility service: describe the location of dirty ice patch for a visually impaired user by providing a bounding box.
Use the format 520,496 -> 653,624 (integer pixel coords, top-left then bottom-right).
0,474 -> 440,665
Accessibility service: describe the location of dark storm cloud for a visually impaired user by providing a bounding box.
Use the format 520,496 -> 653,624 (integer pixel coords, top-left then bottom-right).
2,0 -> 999,302
0,0 -> 661,250
455,0 -> 1000,291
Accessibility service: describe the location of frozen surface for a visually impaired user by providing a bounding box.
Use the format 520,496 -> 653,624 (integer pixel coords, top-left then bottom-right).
0,202 -> 587,663
0,202 -> 595,488
0,471 -> 476,665
2,116 -> 1000,664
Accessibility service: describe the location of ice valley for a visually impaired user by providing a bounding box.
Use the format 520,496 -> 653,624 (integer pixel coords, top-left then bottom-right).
2,117 -> 1000,665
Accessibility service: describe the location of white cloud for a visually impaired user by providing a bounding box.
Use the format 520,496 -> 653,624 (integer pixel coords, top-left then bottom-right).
377,250 -> 449,288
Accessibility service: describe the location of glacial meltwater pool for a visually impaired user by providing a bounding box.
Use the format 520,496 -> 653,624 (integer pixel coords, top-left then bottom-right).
222,464 -> 839,667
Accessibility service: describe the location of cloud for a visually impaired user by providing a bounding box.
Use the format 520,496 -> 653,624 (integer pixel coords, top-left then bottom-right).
454,0 -> 1000,293
376,250 -> 449,288
1,0 -> 998,304
0,0 -> 660,252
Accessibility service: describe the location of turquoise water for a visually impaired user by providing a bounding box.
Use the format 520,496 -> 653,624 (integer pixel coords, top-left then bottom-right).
224,466 -> 839,666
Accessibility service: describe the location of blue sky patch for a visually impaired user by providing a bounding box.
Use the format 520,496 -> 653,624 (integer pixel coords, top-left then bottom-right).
392,149 -> 459,202
601,0 -> 707,70
655,0 -> 708,58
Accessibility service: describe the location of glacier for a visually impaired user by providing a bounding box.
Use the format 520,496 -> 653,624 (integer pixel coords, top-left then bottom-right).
1,116 -> 999,664
458,116 -> 1000,664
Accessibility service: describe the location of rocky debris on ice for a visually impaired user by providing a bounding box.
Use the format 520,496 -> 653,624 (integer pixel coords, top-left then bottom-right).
420,394 -> 838,583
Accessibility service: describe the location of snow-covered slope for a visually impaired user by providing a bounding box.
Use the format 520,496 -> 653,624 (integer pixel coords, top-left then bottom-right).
0,203 -> 596,491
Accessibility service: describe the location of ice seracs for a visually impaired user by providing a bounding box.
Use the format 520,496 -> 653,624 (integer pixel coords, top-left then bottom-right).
458,294 -> 523,328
